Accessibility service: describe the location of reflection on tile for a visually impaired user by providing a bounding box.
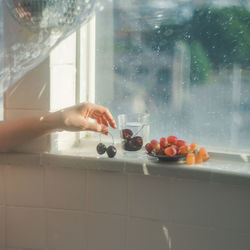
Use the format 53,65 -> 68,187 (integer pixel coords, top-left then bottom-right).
4,58 -> 50,110
50,33 -> 76,65
127,217 -> 171,250
169,223 -> 211,250
50,65 -> 75,111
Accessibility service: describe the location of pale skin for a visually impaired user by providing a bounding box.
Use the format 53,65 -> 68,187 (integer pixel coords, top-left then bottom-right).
0,102 -> 117,151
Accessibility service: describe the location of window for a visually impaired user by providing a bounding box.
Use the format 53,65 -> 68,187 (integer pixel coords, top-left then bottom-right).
91,0 -> 250,152
50,17 -> 96,150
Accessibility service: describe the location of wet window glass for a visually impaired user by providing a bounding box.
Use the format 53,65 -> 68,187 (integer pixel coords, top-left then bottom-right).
95,0 -> 250,151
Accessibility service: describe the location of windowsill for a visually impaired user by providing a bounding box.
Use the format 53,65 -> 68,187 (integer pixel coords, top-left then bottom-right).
0,141 -> 250,186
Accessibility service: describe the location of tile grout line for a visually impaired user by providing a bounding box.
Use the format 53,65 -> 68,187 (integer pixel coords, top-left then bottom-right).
42,161 -> 48,250
125,166 -> 129,250
3,165 -> 8,249
2,165 -> 6,250
85,169 -> 90,250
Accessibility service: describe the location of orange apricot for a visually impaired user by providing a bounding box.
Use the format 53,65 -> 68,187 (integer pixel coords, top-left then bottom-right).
199,147 -> 209,161
186,152 -> 195,165
195,153 -> 203,164
189,142 -> 198,152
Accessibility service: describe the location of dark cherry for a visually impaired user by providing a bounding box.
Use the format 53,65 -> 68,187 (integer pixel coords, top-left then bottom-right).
121,129 -> 133,139
123,140 -> 137,151
96,143 -> 106,155
123,136 -> 143,151
106,145 -> 117,158
132,136 -> 143,148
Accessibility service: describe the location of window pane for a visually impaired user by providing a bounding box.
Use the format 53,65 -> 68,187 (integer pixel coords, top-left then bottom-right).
95,1 -> 250,151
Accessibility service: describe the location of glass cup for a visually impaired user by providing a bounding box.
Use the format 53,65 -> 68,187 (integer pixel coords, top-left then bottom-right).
118,113 -> 150,151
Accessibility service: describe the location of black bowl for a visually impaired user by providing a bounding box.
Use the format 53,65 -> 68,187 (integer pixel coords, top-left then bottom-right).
147,153 -> 187,162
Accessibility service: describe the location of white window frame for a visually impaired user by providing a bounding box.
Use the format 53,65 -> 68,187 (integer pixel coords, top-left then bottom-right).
49,16 -> 97,151
75,16 -> 96,144
76,16 -> 96,105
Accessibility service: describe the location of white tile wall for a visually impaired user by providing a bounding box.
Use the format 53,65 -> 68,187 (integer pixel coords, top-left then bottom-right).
211,229 -> 250,250
4,109 -> 50,153
169,178 -> 213,226
50,65 -> 76,111
87,213 -> 126,250
50,33 -> 76,66
5,248 -> 36,250
0,166 -> 4,205
168,223 -> 211,250
0,207 -> 4,248
6,207 -> 45,249
5,165 -> 44,207
0,160 -> 250,250
45,166 -> 86,210
4,108 -> 47,122
5,248 -> 26,250
127,217 -> 171,250
46,209 -> 86,250
128,174 -> 171,220
4,153 -> 40,167
211,183 -> 250,233
4,59 -> 50,111
87,171 -> 127,215
5,248 -> 42,250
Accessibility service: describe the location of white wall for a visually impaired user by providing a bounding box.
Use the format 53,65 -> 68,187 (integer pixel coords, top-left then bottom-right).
0,157 -> 250,250
2,2 -> 51,153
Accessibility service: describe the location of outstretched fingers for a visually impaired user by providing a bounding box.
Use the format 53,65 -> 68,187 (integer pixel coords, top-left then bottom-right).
97,116 -> 109,127
82,119 -> 108,135
102,108 -> 117,129
91,108 -> 117,129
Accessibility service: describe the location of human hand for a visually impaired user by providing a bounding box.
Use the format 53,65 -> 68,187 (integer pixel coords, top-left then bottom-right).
47,102 -> 117,134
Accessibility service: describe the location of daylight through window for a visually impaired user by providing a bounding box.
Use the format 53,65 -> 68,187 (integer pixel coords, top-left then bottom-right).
93,0 -> 250,151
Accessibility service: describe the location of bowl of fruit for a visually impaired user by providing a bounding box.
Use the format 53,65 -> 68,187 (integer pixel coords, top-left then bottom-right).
145,136 -> 209,165
118,113 -> 150,151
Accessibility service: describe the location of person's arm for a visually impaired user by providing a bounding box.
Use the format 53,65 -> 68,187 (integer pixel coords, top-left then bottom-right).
0,115 -> 56,151
0,102 -> 117,151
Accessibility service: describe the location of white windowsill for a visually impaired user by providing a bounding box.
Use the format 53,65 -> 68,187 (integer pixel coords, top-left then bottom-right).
1,140 -> 250,187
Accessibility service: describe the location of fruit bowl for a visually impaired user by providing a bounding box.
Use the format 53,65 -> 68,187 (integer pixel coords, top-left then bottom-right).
147,153 -> 187,162
145,135 -> 210,165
